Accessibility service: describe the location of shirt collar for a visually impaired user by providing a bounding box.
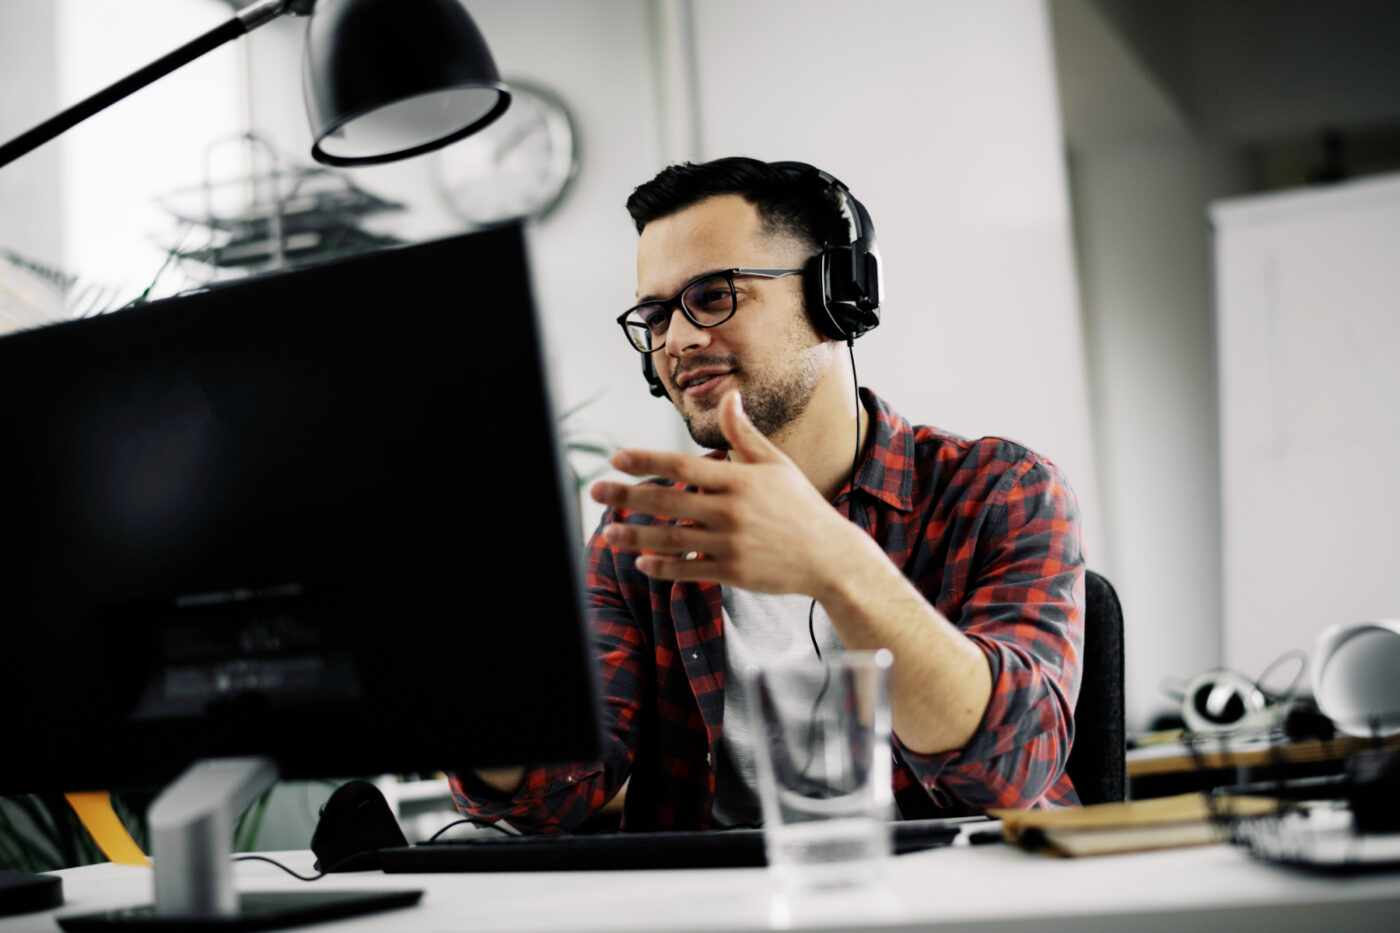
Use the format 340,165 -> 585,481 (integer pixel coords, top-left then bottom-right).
850,388 -> 916,513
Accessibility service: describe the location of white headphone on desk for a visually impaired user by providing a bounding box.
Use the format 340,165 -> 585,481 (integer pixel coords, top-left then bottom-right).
1180,669 -> 1279,736
1313,619 -> 1400,738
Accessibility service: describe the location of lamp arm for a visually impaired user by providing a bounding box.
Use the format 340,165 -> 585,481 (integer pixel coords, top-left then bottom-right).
0,0 -> 299,170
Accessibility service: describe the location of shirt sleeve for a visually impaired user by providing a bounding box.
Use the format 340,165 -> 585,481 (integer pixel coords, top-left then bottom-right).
896,452 -> 1085,812
447,513 -> 646,832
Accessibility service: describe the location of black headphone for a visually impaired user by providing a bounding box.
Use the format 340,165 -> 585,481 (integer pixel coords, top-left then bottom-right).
642,160 -> 882,398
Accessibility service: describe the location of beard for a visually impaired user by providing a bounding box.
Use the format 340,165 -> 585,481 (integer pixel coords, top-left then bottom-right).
669,349 -> 824,450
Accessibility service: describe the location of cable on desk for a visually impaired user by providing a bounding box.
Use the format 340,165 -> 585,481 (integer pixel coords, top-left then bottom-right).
427,817 -> 526,842
232,851 -> 361,881
232,816 -> 564,883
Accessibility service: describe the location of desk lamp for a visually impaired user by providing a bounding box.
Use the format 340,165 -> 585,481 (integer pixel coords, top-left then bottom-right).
0,0 -> 510,926
0,0 -> 511,169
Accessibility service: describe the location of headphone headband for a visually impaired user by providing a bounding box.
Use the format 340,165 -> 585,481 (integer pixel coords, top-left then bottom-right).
767,161 -> 882,340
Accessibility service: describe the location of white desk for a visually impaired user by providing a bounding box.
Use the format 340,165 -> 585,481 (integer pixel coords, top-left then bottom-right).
5,840 -> 1399,932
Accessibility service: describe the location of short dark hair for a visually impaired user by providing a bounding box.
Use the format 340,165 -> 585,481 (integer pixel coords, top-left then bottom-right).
625,157 -> 850,254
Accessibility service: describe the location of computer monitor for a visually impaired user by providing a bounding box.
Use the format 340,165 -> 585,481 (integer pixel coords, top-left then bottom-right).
0,224 -> 603,927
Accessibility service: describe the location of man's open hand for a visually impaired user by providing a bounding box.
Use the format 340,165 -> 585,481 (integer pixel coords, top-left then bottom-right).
589,391 -> 869,598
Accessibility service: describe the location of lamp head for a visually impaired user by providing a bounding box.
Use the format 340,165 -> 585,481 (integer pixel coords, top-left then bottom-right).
303,0 -> 510,166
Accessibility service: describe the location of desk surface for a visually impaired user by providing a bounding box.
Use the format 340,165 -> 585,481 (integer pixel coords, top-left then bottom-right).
5,840 -> 1400,933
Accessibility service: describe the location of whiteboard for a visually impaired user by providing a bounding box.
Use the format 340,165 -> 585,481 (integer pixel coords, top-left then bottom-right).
1212,173 -> 1400,681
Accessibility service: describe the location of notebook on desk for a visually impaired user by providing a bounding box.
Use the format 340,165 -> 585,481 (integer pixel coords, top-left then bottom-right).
378,818 -> 968,873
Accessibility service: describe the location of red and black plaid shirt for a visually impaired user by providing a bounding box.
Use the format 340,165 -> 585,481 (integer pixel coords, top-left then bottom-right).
450,389 -> 1085,830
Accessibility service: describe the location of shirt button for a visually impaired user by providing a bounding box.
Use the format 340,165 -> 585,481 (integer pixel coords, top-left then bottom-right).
691,652 -> 698,660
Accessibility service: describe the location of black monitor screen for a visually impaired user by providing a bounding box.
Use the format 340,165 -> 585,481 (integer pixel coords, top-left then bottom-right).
0,225 -> 601,794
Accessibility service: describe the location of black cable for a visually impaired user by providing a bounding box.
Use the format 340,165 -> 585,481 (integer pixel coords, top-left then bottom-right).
233,812 -> 568,885
1184,650 -> 1316,856
846,339 -> 863,534
232,851 -> 360,882
799,661 -> 837,789
796,341 -> 865,791
1158,675 -> 1188,706
425,816 -> 525,842
1253,649 -> 1307,706
806,340 -> 864,662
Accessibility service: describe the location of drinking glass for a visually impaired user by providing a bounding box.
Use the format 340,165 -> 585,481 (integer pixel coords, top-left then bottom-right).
750,648 -> 894,893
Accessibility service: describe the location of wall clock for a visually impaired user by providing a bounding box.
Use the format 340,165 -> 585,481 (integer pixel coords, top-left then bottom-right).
432,78 -> 577,226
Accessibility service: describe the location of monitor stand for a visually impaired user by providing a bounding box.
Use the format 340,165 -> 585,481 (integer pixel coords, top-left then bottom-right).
57,757 -> 421,931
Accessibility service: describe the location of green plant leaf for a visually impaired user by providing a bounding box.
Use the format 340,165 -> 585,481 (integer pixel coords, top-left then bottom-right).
233,788 -> 273,853
556,388 -> 607,424
0,802 -> 47,873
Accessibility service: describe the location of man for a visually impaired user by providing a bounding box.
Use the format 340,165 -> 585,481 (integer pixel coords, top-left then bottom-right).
450,157 -> 1084,830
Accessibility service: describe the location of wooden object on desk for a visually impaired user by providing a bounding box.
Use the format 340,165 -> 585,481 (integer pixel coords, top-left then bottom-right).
1126,734 -> 1400,778
990,793 -> 1279,858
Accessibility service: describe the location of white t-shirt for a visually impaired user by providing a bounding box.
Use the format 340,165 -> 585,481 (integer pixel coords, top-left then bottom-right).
710,587 -> 845,828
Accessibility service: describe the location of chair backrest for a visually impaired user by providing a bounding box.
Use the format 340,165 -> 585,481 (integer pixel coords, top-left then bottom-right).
1066,570 -> 1126,804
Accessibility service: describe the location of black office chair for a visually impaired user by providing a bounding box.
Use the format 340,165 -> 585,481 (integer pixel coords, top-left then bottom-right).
1065,570 -> 1126,805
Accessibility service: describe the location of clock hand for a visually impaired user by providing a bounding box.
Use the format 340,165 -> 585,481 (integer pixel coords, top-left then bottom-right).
491,118 -> 538,162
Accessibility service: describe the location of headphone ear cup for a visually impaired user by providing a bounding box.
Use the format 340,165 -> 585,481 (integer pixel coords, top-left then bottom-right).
806,248 -> 880,341
856,247 -> 882,326
802,253 -> 845,341
1181,670 -> 1273,735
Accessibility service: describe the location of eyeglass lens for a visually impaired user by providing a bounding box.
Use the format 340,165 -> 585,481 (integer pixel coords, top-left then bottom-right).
624,273 -> 735,352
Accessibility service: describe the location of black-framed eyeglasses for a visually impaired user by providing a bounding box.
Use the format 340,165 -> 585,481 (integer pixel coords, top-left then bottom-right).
617,268 -> 803,353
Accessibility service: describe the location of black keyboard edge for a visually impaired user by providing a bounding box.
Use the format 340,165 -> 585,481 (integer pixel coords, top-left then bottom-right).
377,818 -> 966,873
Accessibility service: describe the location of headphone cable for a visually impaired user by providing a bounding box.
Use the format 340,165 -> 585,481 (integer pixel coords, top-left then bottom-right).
807,339 -> 863,660
797,341 -> 864,789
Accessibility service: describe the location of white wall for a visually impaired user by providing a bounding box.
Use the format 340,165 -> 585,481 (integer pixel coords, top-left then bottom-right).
55,0 -> 242,304
2,0 -> 245,321
0,2 -> 63,273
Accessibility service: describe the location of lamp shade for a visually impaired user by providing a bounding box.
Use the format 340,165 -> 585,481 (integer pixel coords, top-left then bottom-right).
304,0 -> 511,166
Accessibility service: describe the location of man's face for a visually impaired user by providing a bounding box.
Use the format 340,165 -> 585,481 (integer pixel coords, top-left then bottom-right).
634,195 -> 826,449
